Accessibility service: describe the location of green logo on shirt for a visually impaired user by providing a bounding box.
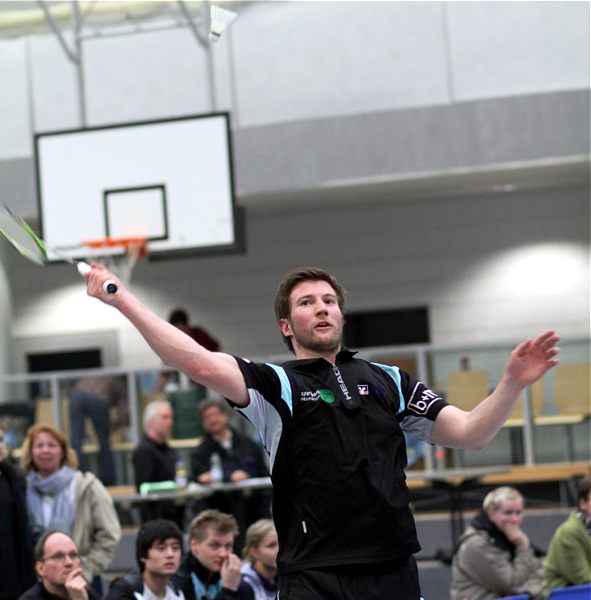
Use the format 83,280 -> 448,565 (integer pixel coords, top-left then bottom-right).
318,389 -> 334,404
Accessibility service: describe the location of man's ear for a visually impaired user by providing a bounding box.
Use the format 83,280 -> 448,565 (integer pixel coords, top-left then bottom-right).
278,319 -> 292,338
35,561 -> 45,579
190,538 -> 199,557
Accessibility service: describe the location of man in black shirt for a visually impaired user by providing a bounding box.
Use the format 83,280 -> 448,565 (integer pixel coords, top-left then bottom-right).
132,399 -> 184,526
19,531 -> 100,600
86,265 -> 560,599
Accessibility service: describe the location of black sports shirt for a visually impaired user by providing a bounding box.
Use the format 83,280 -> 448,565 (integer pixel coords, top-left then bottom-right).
231,349 -> 447,574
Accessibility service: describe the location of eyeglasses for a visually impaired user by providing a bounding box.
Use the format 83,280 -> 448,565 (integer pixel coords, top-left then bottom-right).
41,551 -> 80,563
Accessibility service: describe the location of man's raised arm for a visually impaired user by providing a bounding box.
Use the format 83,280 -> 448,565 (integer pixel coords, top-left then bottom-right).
431,330 -> 560,450
85,264 -> 249,406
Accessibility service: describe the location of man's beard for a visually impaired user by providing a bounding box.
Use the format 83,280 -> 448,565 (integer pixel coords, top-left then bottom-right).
294,328 -> 342,355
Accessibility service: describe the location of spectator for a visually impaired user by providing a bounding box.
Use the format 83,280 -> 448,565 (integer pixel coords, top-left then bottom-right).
106,519 -> 184,600
68,376 -> 128,486
238,519 -> 278,600
190,398 -> 270,549
132,399 -> 184,527
22,424 -> 121,588
451,486 -> 545,600
0,426 -> 36,600
18,530 -> 101,600
543,477 -> 591,595
159,309 -> 220,392
168,309 -> 220,353
172,509 -> 242,600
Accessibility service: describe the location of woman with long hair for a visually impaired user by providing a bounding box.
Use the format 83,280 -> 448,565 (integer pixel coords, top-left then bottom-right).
22,423 -> 121,587
238,519 -> 278,600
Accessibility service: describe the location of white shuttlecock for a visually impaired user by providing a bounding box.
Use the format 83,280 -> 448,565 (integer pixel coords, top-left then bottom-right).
209,5 -> 237,42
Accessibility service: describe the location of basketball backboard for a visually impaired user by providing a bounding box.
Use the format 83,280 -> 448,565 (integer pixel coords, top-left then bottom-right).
34,112 -> 240,262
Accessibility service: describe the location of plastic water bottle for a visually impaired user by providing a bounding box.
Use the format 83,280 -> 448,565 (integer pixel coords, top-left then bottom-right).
210,452 -> 223,483
175,459 -> 188,488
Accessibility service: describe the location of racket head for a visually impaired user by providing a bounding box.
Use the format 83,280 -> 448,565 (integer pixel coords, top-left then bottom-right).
0,202 -> 47,266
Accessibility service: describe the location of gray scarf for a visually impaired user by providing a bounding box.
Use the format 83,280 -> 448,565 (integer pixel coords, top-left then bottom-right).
27,465 -> 76,538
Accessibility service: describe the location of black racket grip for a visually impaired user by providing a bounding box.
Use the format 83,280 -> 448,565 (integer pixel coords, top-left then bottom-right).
103,280 -> 118,295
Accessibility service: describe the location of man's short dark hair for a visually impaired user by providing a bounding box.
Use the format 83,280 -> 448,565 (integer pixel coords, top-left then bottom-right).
273,266 -> 346,353
198,397 -> 228,422
34,530 -> 72,563
168,309 -> 189,326
577,477 -> 591,506
188,510 -> 238,542
136,520 -> 183,572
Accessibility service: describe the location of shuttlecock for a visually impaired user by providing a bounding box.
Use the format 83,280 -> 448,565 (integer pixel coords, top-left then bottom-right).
209,5 -> 237,42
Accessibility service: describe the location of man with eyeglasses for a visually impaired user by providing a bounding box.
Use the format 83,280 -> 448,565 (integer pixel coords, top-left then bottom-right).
19,530 -> 100,600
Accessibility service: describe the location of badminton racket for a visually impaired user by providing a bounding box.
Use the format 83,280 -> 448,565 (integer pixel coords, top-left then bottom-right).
0,201 -> 118,294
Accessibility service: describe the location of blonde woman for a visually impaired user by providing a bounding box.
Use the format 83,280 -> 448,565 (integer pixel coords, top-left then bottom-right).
22,424 -> 121,585
239,519 -> 278,600
451,486 -> 545,600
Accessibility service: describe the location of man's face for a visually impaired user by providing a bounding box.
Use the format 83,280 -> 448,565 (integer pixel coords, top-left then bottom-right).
279,280 -> 344,358
190,528 -> 234,572
579,490 -> 591,516
36,533 -> 81,593
200,406 -> 229,436
148,405 -> 174,441
142,537 -> 182,578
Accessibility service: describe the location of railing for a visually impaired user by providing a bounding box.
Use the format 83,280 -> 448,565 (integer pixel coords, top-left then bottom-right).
0,336 -> 588,476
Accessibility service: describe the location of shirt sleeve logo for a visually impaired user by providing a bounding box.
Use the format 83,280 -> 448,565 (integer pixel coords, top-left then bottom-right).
407,386 -> 442,415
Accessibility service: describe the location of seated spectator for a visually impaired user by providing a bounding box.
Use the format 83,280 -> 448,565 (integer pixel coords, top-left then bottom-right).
543,477 -> 591,595
172,509 -> 242,600
0,426 -> 36,600
19,530 -> 101,600
68,376 -> 128,486
450,486 -> 545,600
190,399 -> 270,549
238,519 -> 278,600
133,399 -> 184,527
22,424 -> 121,591
106,519 -> 184,600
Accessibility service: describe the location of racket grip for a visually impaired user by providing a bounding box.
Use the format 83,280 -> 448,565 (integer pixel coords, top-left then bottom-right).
103,280 -> 118,295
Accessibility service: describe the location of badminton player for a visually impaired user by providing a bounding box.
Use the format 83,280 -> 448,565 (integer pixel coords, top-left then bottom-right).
85,265 -> 559,600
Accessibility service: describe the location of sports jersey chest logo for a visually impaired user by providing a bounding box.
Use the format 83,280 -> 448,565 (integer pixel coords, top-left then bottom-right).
299,389 -> 335,404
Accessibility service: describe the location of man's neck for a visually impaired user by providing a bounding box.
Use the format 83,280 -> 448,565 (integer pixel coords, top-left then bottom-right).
43,582 -> 68,599
147,431 -> 168,445
294,347 -> 340,364
212,428 -> 231,443
143,572 -> 168,597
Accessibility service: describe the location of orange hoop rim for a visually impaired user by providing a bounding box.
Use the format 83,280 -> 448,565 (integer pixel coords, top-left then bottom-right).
81,236 -> 148,259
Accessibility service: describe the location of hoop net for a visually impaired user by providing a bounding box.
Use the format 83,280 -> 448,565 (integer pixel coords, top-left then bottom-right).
80,237 -> 148,284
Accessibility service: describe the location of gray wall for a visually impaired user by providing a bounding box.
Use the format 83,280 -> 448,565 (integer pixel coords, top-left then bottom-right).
0,1 -> 589,371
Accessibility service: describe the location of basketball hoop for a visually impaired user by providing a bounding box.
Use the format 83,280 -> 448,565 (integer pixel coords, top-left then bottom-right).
80,236 -> 148,285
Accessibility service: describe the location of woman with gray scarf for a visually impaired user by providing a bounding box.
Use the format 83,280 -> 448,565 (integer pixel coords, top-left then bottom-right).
22,424 -> 122,588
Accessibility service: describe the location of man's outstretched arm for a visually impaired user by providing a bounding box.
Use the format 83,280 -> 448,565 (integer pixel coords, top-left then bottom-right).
85,265 -> 249,406
431,330 -> 560,450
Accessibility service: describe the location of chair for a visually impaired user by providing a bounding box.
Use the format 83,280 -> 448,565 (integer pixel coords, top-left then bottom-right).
506,379 -> 544,427
548,583 -> 591,599
446,370 -> 489,411
535,363 -> 591,460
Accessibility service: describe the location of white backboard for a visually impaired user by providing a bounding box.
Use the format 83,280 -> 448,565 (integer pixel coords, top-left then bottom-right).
34,113 -> 240,261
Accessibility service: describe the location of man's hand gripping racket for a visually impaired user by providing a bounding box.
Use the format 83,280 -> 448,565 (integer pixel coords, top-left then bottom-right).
0,201 -> 118,294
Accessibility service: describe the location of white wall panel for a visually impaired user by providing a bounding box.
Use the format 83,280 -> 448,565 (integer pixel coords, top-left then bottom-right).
447,1 -> 590,101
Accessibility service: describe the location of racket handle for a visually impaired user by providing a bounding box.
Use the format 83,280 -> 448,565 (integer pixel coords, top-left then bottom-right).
103,280 -> 118,295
